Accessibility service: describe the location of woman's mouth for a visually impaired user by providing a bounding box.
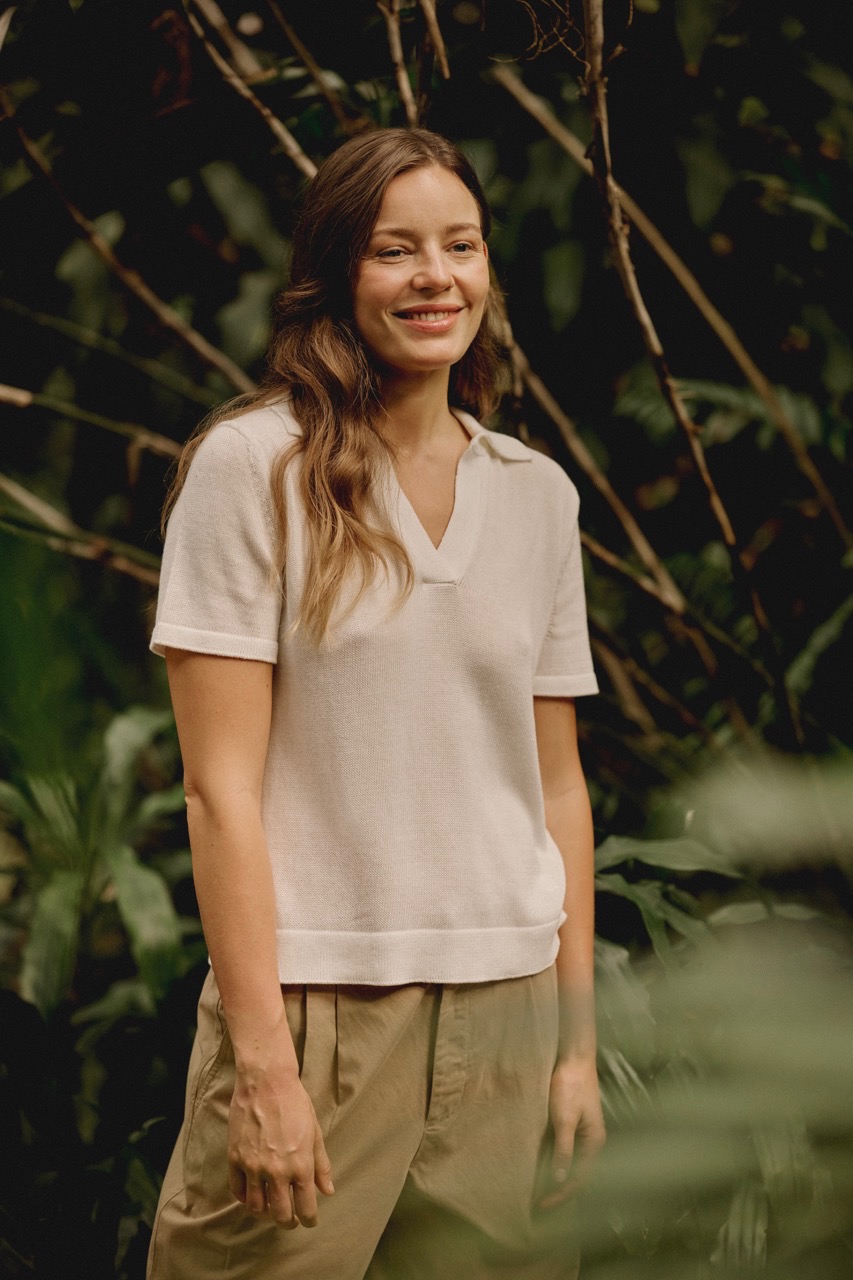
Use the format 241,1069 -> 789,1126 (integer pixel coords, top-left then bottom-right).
393,307 -> 462,331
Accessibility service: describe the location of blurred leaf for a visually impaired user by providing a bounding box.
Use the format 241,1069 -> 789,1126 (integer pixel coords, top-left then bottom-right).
19,869 -> 86,1015
71,977 -> 156,1025
786,592 -> 853,697
711,1178 -> 768,1267
107,844 -> 181,999
596,835 -> 743,878
132,783 -> 186,837
97,708 -> 172,847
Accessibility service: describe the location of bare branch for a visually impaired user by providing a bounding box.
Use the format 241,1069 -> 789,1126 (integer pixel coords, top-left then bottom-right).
377,0 -> 418,127
0,87 -> 254,394
590,627 -> 726,752
491,63 -> 852,550
186,1 -> 317,178
191,0 -> 259,77
417,0 -> 450,78
0,474 -> 160,587
0,382 -> 181,460
0,298 -> 215,406
580,0 -> 803,739
265,0 -> 371,134
514,345 -> 685,612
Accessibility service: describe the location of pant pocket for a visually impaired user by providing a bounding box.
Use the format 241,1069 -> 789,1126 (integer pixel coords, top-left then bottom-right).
300,986 -> 339,1136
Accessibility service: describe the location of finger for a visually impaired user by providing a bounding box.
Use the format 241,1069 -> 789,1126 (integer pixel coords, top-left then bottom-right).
265,1178 -> 298,1229
313,1124 -> 335,1197
291,1168 -> 320,1228
244,1174 -> 268,1217
229,1166 -> 248,1204
551,1127 -> 576,1189
537,1180 -> 579,1212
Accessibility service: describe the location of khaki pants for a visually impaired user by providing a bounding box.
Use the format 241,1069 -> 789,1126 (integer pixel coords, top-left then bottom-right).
147,965 -> 579,1279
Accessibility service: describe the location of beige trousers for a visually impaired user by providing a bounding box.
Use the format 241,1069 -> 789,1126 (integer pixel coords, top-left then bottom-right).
147,965 -> 579,1280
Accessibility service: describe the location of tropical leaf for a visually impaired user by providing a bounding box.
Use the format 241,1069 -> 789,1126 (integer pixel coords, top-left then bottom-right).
97,708 -> 173,847
18,868 -> 86,1015
107,844 -> 181,998
596,835 -> 743,878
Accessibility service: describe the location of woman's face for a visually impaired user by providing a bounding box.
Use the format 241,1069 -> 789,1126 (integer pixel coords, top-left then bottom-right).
352,164 -> 490,382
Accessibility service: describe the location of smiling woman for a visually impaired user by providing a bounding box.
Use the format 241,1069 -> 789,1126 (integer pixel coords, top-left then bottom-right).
147,128 -> 603,1280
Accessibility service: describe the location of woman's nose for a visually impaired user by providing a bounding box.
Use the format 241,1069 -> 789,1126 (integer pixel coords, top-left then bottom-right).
411,248 -> 452,290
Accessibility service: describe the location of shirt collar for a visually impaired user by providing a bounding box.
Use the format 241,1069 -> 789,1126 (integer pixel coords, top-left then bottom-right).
452,410 -> 532,463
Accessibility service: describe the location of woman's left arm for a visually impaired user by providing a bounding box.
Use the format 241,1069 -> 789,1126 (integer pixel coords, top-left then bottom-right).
533,695 -> 606,1208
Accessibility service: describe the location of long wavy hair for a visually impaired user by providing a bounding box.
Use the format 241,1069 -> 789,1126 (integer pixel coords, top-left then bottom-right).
164,128 -> 508,645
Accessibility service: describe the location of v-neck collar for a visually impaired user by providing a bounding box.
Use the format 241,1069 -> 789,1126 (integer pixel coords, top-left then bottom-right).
384,410 -> 531,585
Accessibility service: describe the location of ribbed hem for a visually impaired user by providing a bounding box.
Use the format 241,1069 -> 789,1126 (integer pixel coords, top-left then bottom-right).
150,623 -> 279,663
532,672 -> 599,697
274,917 -> 565,985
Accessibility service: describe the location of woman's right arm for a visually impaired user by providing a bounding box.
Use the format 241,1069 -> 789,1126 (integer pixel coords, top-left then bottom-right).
165,648 -> 335,1228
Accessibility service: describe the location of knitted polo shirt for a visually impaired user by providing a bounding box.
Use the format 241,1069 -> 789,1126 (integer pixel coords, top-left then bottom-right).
152,403 -> 598,984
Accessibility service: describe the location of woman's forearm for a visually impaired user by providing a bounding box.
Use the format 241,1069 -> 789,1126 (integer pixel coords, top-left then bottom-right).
187,790 -> 298,1074
546,783 -> 597,1062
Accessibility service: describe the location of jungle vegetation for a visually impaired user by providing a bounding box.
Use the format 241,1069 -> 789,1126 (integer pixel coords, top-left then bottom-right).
1,1 -> 852,1276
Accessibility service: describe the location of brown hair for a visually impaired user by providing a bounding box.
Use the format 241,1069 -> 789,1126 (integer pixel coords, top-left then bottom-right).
164,128 -> 508,645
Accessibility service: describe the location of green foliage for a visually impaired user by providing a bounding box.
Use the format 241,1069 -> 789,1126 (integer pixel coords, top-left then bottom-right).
0,0 -> 851,1275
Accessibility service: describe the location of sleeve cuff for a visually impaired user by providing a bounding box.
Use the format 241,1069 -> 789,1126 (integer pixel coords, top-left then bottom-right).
532,672 -> 599,697
150,623 -> 279,663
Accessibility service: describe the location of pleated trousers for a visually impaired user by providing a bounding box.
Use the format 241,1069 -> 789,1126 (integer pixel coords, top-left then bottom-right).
147,963 -> 579,1280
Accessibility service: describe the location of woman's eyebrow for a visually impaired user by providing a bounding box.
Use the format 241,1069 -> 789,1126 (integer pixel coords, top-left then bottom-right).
370,221 -> 481,238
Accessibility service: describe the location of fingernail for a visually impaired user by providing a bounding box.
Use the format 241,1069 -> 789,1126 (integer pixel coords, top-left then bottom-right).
554,1167 -> 568,1183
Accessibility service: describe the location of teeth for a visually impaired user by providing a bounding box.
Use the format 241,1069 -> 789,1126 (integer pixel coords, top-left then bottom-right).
400,310 -> 454,321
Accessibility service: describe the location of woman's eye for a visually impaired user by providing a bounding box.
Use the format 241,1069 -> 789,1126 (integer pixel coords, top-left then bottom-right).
450,242 -> 475,254
377,247 -> 406,259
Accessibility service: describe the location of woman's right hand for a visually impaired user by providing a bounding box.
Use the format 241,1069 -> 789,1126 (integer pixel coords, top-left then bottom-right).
227,1042 -> 335,1228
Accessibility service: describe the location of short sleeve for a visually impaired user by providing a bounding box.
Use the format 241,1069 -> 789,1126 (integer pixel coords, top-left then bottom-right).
150,424 -> 283,662
533,485 -> 598,698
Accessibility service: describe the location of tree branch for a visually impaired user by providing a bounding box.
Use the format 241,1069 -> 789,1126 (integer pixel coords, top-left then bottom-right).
417,0 -> 450,79
0,382 -> 181,461
0,474 -> 160,587
186,0 -> 318,179
0,88 -> 254,395
377,0 -> 418,127
580,0 -> 803,743
0,298 -> 216,406
265,0 -> 371,134
515,345 -> 685,612
491,63 -> 852,550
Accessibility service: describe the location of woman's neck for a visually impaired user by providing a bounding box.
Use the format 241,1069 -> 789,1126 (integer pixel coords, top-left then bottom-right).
378,371 -> 462,455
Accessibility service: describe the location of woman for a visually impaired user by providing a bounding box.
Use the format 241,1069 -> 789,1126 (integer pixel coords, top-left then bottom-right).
147,127 -> 604,1280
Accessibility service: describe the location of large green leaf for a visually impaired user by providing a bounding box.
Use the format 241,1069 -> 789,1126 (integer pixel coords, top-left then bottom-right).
19,868 -> 86,1016
97,708 -> 173,846
596,835 -> 742,878
107,844 -> 181,998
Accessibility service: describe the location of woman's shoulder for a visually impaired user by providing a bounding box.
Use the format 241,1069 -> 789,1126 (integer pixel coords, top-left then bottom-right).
202,399 -> 301,463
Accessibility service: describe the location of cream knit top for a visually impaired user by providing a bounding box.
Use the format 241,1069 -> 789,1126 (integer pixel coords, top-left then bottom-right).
152,403 -> 597,984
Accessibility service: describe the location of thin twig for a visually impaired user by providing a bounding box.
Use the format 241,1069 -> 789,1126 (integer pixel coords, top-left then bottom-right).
377,0 -> 418,126
186,1 -> 317,178
515,345 -> 685,611
589,626 -> 726,751
0,299 -> 215,405
0,88 -> 254,395
265,0 -> 371,134
0,474 -> 160,586
191,0 -> 259,76
491,64 -> 852,550
417,0 -> 450,78
0,382 -> 181,459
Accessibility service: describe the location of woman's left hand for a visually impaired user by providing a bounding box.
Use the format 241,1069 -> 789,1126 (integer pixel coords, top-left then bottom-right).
538,1054 -> 606,1210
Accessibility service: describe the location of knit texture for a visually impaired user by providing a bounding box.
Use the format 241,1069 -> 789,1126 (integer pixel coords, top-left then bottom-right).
152,403 -> 598,983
